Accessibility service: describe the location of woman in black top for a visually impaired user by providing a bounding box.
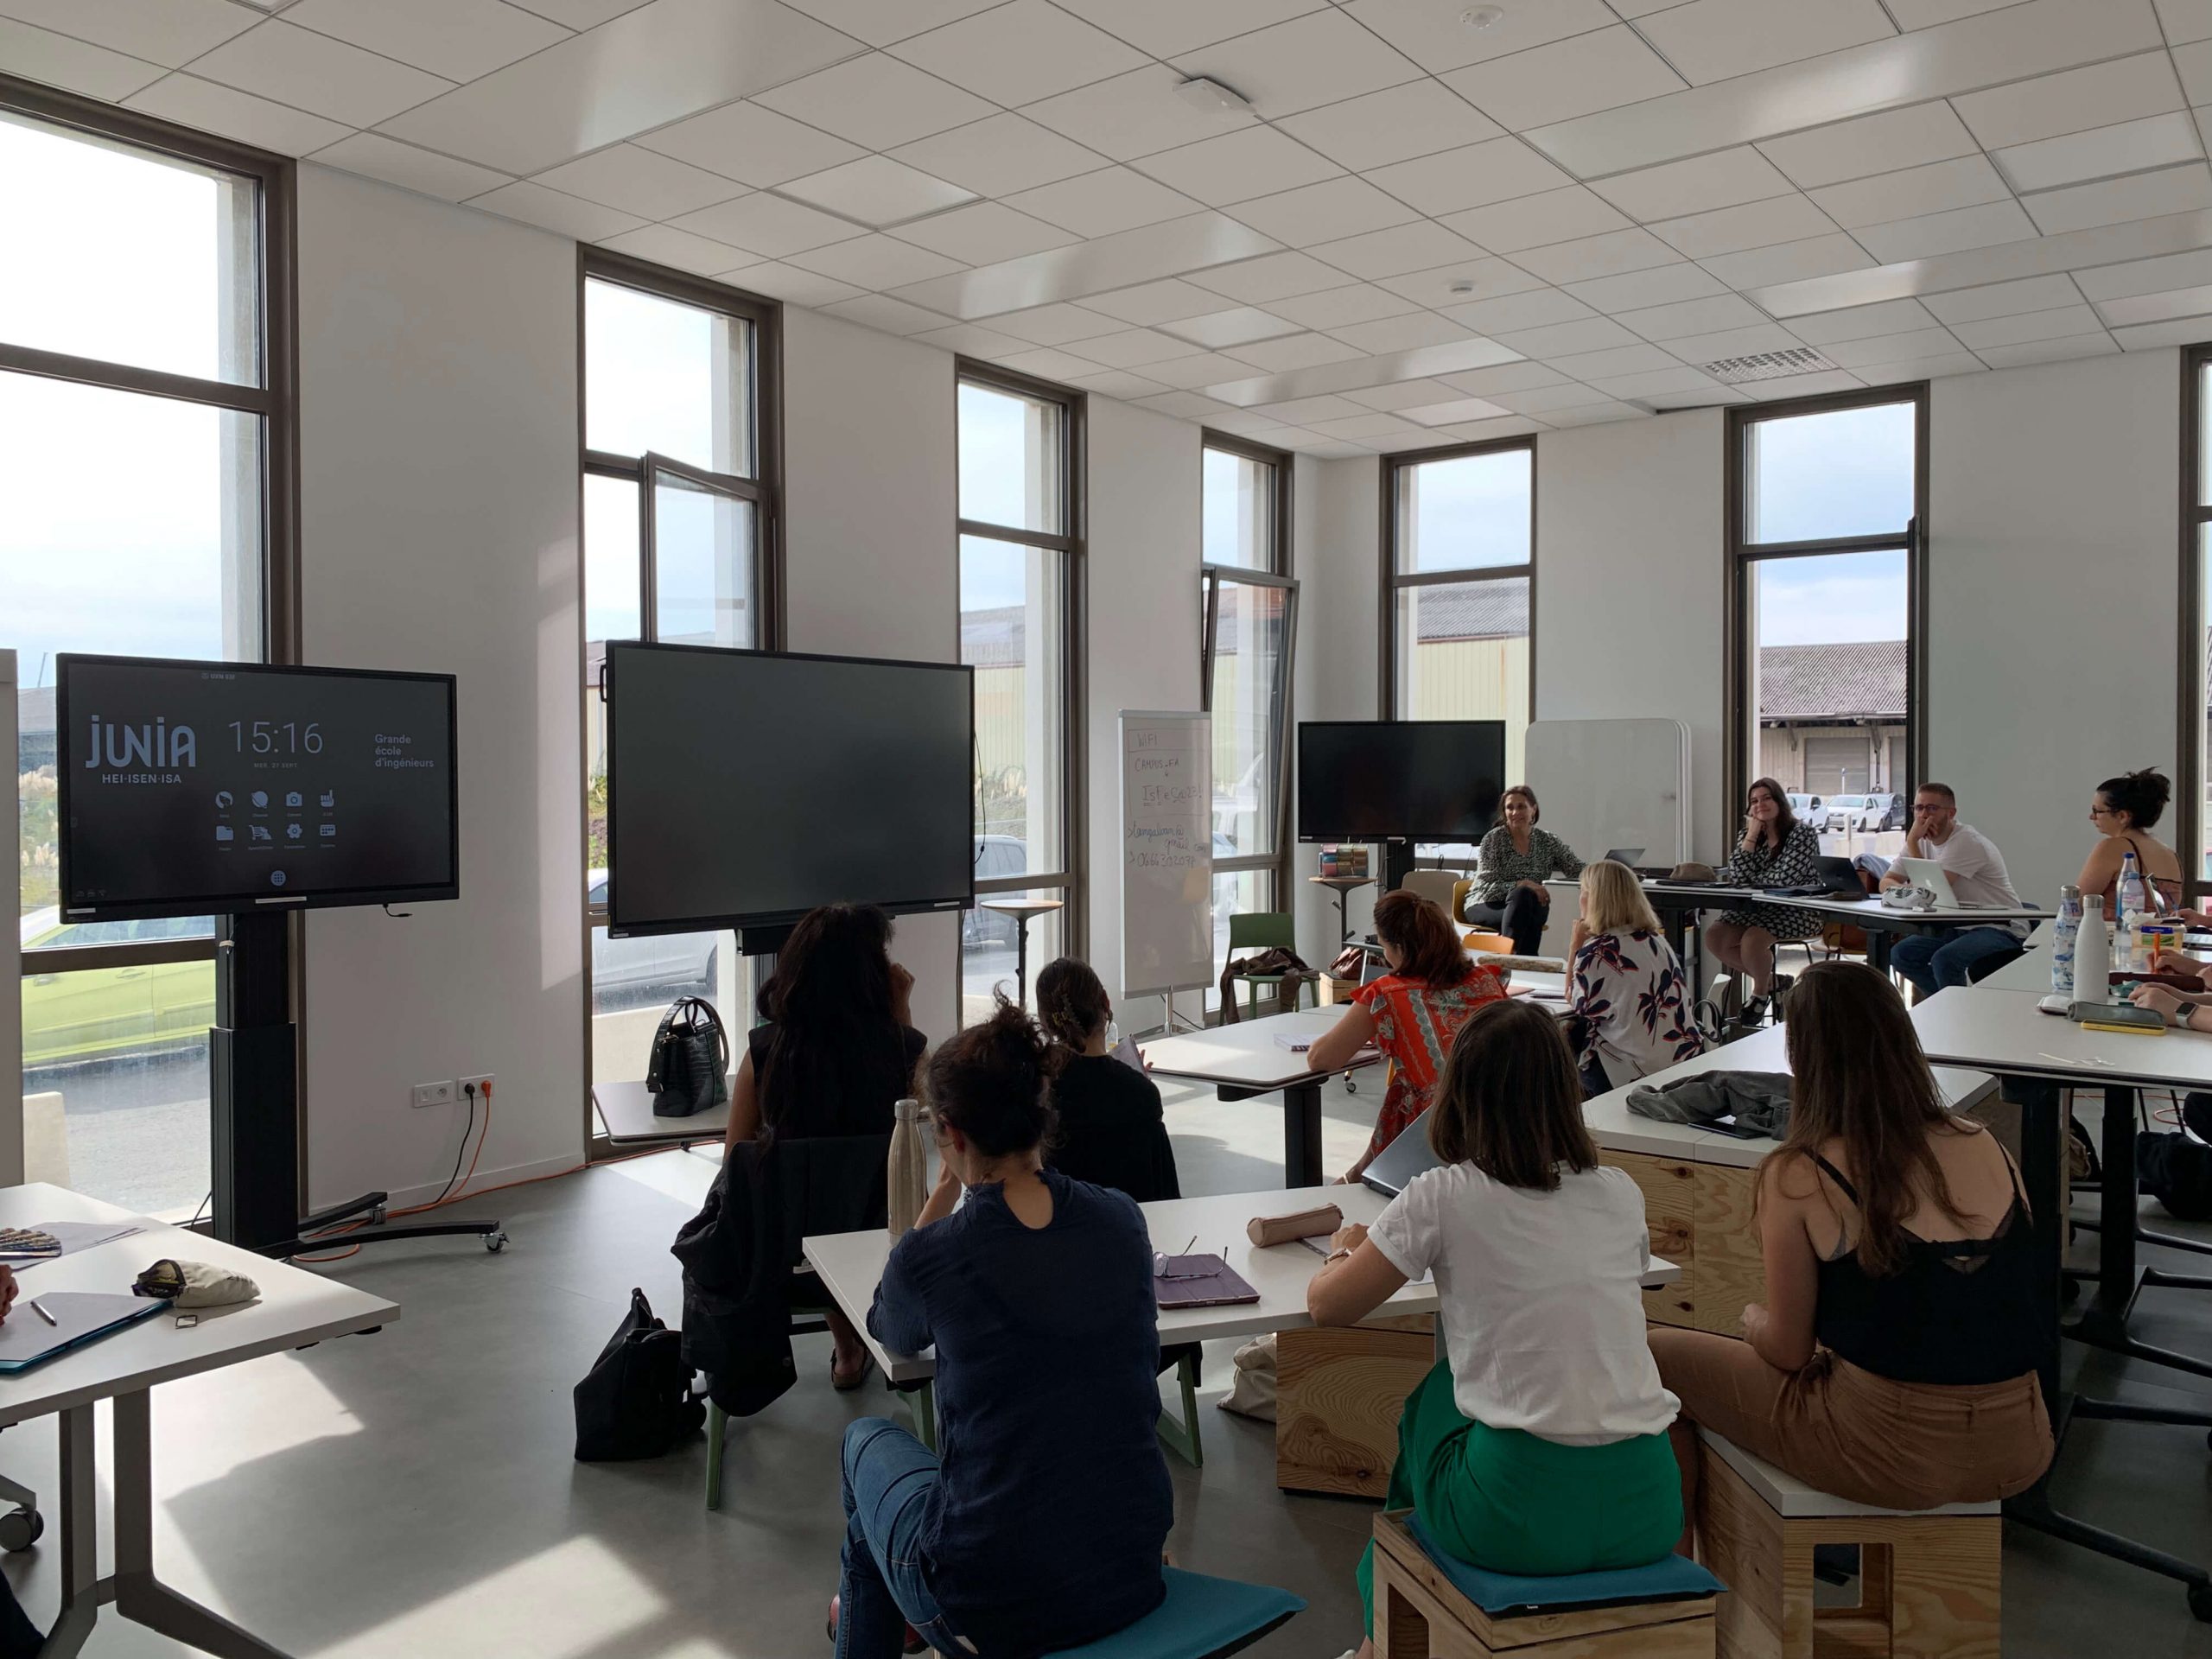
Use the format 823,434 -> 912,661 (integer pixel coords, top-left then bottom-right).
1707,776 -> 1824,1025
1035,957 -> 1179,1204
1649,963 -> 2052,1520
724,904 -> 926,1387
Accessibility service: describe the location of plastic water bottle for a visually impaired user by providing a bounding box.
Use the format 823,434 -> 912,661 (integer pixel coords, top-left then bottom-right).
2074,895 -> 2111,1006
2119,851 -> 2150,969
2051,884 -> 2082,998
887,1097 -> 927,1240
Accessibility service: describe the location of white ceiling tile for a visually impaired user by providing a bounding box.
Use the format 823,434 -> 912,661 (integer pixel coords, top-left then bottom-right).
636,101 -> 865,189
1329,312 -> 1475,353
822,294 -> 960,334
1005,168 -> 1204,238
1855,199 -> 2040,262
1135,126 -> 1344,207
1249,393 -> 1372,423
1442,27 -> 1686,132
1344,378 -> 1471,410
1185,251 -> 1351,302
983,303 -> 1122,345
1742,369 -> 1865,398
1511,227 -> 1682,284
891,200 -> 1077,264
2094,282 -> 2212,325
533,145 -> 747,219
1438,360 -> 1575,395
1649,194 -> 1839,259
1848,353 -> 1981,385
1439,288 -> 1598,334
1374,257 -> 1548,307
311,131 -> 511,200
1609,0 -> 1703,14
1544,400 -> 1650,426
1755,102 -> 1978,189
1662,321 -> 1805,360
1400,395 -> 1516,425
1974,333 -> 2118,367
594,224 -> 760,277
1079,279 -> 1241,326
506,0 -> 649,22
1225,333 -> 1371,371
1230,176 -> 1421,246
1544,342 -> 1684,379
1810,156 -> 2012,229
891,0 -> 1146,105
1699,232 -> 1874,289
1306,220 -> 1487,278
1562,262 -> 1727,311
1067,368 -> 1174,399
1635,0 -> 1896,85
721,260 -> 865,306
1442,187 -> 1631,253
1588,148 -> 1794,222
1641,384 -> 1754,407
912,322 -> 1037,358
779,156 -> 977,228
1948,302 -> 2106,347
2174,38 -> 2212,104
753,52 -> 996,152
1205,409 -> 1295,435
2073,246 -> 2212,298
188,20 -> 453,128
1144,351 -> 1275,387
1881,0 -> 2018,22
2113,315 -> 2212,346
1344,0 -> 1617,73
1172,10 -> 1424,118
1065,327 -> 1211,367
2024,162 -> 2212,234
2160,0 -> 2212,43
0,0 -> 253,67
1365,137 -> 1575,216
1816,327 -> 1967,366
1922,274 -> 2085,322
1052,0 -> 1323,58
1135,389 -> 1242,420
669,192 -> 865,257
124,73 -> 353,156
380,0 -> 854,175
1952,50 -> 2183,149
1439,413 -> 1550,438
283,0 -> 566,83
1491,381 -> 1614,413
1269,283 -> 1424,328
889,115 -> 1105,199
1491,316 -> 1642,358
1162,308 -> 1303,347
789,233 -> 966,289
1616,293 -> 1770,340
1994,112 -> 2204,194
0,17 -> 162,100
1784,297 -> 1939,342
1588,365 -> 1727,397
1275,81 -> 1503,172
771,0 -> 1001,47
466,180 -> 645,239
1306,411 -> 1430,441
1020,65 -> 1260,162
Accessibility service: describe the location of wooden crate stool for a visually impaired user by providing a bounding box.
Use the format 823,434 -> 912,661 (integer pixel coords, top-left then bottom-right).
1370,1509 -> 1721,1658
1694,1431 -> 2002,1659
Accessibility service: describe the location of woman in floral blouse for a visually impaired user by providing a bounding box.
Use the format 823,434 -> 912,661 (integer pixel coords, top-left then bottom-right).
1567,861 -> 1707,1097
1467,785 -> 1585,954
1707,777 -> 1823,1026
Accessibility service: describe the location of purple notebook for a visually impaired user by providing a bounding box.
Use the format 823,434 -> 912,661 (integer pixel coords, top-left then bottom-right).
1154,1254 -> 1261,1309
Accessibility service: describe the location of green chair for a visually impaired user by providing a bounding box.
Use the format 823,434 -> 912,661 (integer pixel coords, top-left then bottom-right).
1224,912 -> 1310,1020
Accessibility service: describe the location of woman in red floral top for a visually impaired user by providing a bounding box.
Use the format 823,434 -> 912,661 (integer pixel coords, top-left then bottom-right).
1308,889 -> 1506,1183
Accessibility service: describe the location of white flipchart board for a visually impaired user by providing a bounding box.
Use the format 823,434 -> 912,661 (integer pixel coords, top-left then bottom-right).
1120,710 -> 1212,1001
1524,717 -> 1690,871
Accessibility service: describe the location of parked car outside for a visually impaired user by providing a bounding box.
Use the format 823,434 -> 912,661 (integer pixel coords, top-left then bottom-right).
1786,791 -> 1825,821
20,910 -> 216,1071
588,871 -> 718,1007
1826,793 -> 1903,833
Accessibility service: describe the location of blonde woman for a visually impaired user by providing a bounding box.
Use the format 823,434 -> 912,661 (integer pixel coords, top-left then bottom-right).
1567,861 -> 1707,1098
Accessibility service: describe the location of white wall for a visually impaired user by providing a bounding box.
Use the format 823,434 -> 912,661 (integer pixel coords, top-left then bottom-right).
296,164 -> 585,1208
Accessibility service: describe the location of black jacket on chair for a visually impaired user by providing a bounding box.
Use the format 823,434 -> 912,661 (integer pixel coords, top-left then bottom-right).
671,1134 -> 890,1418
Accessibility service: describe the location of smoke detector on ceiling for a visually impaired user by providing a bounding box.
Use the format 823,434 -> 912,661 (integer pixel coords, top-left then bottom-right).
1697,346 -> 1838,385
1174,76 -> 1253,115
1461,5 -> 1507,28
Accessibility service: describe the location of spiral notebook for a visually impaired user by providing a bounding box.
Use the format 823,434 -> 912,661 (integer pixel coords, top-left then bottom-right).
1153,1255 -> 1261,1310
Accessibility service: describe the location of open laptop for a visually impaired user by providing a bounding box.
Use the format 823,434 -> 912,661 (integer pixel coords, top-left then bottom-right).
1362,1105 -> 1442,1197
1892,855 -> 2008,911
1601,846 -> 1645,868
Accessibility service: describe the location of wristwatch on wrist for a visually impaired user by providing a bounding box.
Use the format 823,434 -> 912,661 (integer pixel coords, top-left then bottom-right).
1325,1247 -> 1354,1264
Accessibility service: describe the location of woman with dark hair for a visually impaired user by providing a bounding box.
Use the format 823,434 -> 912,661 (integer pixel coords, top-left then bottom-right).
1035,957 -> 1179,1203
1467,784 -> 1583,954
1308,1000 -> 1681,1659
1649,962 -> 2051,1530
1705,776 -> 1823,1025
1308,889 -> 1506,1184
2076,766 -> 2184,912
831,1000 -> 1173,1659
725,903 -> 925,1388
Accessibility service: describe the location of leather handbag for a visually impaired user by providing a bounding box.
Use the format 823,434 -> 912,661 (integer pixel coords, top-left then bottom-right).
645,996 -> 731,1117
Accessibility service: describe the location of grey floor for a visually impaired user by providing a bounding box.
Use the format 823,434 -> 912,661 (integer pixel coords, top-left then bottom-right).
5,1075 -> 2212,1656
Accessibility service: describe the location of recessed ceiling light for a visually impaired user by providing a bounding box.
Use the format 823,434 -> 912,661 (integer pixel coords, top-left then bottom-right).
1461,5 -> 1506,28
1174,76 -> 1253,116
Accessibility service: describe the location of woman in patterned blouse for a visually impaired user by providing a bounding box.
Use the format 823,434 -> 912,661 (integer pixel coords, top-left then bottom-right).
1307,889 -> 1505,1183
1567,861 -> 1707,1097
1707,777 -> 1824,1026
1467,785 -> 1585,954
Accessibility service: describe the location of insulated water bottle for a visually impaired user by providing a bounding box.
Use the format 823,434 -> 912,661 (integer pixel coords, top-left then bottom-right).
887,1097 -> 927,1240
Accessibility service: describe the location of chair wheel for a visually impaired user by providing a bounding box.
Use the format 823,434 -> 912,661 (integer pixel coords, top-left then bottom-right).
0,1508 -> 44,1552
485,1232 -> 508,1254
2190,1580 -> 2212,1623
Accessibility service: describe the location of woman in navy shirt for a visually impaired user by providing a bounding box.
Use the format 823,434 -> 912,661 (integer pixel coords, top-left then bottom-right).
832,999 -> 1173,1659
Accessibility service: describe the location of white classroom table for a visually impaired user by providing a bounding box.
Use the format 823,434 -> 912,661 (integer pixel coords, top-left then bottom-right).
592,1077 -> 731,1146
0,1183 -> 397,1657
804,1183 -> 1680,1388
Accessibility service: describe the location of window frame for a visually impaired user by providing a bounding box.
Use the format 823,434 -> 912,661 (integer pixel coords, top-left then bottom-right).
1723,383 -> 1929,824
2181,346 -> 2212,904
955,359 -> 1088,963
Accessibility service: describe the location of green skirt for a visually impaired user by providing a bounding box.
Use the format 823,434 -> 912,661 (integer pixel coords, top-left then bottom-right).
1357,1359 -> 1682,1634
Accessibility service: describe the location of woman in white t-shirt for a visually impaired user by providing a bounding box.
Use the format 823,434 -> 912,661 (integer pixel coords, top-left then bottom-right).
1307,998 -> 1683,1659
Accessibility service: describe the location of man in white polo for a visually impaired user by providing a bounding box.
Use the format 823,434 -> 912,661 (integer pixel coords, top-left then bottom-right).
1878,782 -> 2024,995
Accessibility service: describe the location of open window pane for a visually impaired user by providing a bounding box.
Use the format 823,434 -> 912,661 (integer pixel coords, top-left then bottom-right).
588,922 -> 747,1083
962,902 -> 1060,1024
584,278 -> 751,475
1204,448 -> 1271,569
1395,576 -> 1529,784
650,467 -> 754,648
1395,448 -> 1530,573
1207,579 -> 1288,861
959,382 -> 1063,532
962,535 -> 1065,876
584,474 -> 642,646
1745,402 -> 1914,544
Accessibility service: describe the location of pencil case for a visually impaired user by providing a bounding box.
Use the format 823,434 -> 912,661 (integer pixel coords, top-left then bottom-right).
1247,1205 -> 1342,1247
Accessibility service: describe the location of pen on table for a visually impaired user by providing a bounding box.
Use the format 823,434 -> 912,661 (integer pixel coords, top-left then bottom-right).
1296,1236 -> 1331,1256
26,1299 -> 55,1327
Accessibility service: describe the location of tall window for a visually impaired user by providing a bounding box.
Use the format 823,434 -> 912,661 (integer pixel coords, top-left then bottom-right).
1728,390 -> 1923,849
582,254 -> 778,1112
3,88 -> 290,1218
2185,350 -> 2212,894
1202,435 -> 1295,1001
958,365 -> 1080,1021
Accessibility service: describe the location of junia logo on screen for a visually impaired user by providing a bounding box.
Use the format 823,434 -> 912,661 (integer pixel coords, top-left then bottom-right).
83,715 -> 197,784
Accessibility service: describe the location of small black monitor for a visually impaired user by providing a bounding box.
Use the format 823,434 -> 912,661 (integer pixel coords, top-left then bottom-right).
1297,721 -> 1505,842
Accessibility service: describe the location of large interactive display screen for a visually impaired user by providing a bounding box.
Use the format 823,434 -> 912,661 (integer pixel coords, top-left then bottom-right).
1297,720 -> 1506,842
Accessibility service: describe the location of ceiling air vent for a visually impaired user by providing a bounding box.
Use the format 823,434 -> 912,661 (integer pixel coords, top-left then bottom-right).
1696,346 -> 1836,385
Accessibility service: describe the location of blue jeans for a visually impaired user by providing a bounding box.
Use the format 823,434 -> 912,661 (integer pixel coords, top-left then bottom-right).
1891,927 -> 2021,995
838,1418 -> 973,1659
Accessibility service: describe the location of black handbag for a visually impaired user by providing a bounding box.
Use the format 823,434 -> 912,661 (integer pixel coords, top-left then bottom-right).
646,996 -> 730,1117
572,1287 -> 704,1461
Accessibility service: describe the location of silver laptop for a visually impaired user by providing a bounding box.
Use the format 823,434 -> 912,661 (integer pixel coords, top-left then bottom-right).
1601,846 -> 1645,868
1361,1105 -> 1441,1198
1891,855 -> 2005,911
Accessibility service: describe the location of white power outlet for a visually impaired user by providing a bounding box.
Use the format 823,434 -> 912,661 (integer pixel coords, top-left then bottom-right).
461,1074 -> 494,1105
412,1080 -> 456,1110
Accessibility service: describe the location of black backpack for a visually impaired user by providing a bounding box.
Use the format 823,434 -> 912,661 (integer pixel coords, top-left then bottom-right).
646,997 -> 730,1118
572,1288 -> 704,1461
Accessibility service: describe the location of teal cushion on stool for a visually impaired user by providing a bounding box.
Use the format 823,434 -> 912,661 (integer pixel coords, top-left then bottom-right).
1406,1517 -> 1721,1618
1044,1567 -> 1304,1659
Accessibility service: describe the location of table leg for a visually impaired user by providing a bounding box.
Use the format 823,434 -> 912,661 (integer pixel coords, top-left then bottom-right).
1014,917 -> 1031,1012
2008,1078 -> 2064,1421
39,1406 -> 99,1659
1283,1081 -> 1324,1189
